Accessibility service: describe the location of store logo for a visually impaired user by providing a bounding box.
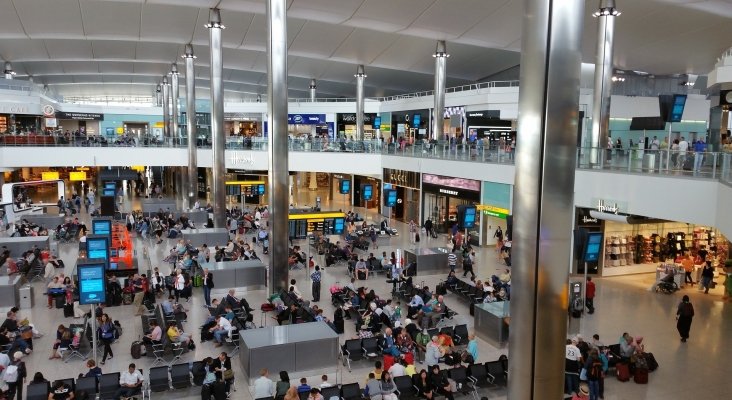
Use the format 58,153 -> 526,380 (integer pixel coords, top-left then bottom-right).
293,115 -> 304,124
582,216 -> 598,224
42,105 -> 55,117
230,153 -> 255,166
439,188 -> 458,196
597,200 -> 619,215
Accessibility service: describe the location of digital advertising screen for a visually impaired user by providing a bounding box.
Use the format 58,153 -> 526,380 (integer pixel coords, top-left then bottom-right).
361,184 -> 373,200
462,206 -> 477,229
257,184 -> 266,195
340,179 -> 351,194
583,232 -> 604,263
334,218 -> 345,234
227,185 -> 241,196
104,182 -> 116,190
78,261 -> 107,305
373,116 -> 381,129
92,219 -> 112,236
384,189 -> 397,207
102,189 -> 115,196
86,235 -> 110,268
412,114 -> 421,127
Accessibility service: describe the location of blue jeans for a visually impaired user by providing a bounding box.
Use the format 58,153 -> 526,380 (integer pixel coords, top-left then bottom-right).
213,329 -> 228,343
565,373 -> 579,395
588,380 -> 600,400
203,285 -> 211,306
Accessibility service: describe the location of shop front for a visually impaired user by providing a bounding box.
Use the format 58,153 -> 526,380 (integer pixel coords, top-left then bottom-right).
390,109 -> 428,142
465,110 -> 513,147
56,112 -> 103,136
432,106 -> 465,141
180,112 -> 211,145
330,173 -> 352,209
0,102 -> 43,134
383,169 -> 421,224
337,113 -> 378,139
477,181 -> 512,247
421,174 -> 481,235
353,175 -> 381,211
225,113 -> 261,137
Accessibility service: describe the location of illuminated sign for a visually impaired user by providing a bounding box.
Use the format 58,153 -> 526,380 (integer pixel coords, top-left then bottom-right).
41,172 -> 60,181
439,188 -> 458,196
69,171 -> 87,181
78,262 -> 107,305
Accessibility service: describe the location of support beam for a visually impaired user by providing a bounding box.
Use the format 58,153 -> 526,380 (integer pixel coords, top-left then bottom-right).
309,79 -> 317,102
433,41 -> 448,140
170,63 -> 180,143
267,0 -> 290,292
355,65 -> 366,140
508,0 -> 584,398
162,76 -> 170,138
183,44 -> 198,209
207,8 -> 226,229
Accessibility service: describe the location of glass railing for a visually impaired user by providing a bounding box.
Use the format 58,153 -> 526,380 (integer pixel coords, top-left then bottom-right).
576,147 -> 729,179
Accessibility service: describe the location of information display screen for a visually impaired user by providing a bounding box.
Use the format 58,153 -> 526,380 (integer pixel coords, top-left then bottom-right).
362,184 -> 373,201
384,189 -> 397,207
92,219 -> 112,236
583,232 -> 604,263
340,179 -> 351,194
102,189 -> 115,196
413,114 -> 421,127
227,185 -> 242,196
86,236 -> 109,268
242,184 -> 266,197
334,218 -> 345,234
462,206 -> 476,228
78,262 -> 107,305
104,182 -> 116,190
374,117 -> 381,129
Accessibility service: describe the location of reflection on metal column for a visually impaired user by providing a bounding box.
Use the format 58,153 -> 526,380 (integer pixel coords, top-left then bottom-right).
309,79 -> 317,102
183,44 -> 198,209
433,41 -> 448,140
590,0 -> 620,163
4,62 -> 15,80
355,65 -> 366,140
267,0 -> 289,293
155,84 -> 162,107
207,8 -> 226,229
508,0 -> 584,399
162,76 -> 170,138
170,63 -> 180,142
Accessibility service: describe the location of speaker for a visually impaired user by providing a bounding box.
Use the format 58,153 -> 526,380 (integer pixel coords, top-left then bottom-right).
100,196 -> 115,217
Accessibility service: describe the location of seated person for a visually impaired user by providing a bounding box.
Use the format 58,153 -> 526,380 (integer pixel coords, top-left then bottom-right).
113,363 -> 144,400
161,296 -> 175,316
47,277 -> 65,308
49,379 -> 75,400
166,321 -> 192,349
446,271 -> 459,286
276,304 -> 299,326
355,259 -> 369,280
210,314 -> 233,346
143,320 -> 162,345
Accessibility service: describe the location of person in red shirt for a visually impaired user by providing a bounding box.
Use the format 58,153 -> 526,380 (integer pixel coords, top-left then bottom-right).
585,277 -> 596,314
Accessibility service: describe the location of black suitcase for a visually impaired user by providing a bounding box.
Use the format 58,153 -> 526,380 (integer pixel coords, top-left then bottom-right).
55,296 -> 66,309
436,283 -> 447,296
64,303 -> 74,317
130,341 -> 142,359
201,329 -> 214,342
211,381 -> 227,400
682,157 -> 693,171
645,352 -> 658,371
333,318 -> 344,334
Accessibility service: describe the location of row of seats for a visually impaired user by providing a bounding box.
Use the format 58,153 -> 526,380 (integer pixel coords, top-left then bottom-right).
392,357 -> 508,399
27,372 -> 132,400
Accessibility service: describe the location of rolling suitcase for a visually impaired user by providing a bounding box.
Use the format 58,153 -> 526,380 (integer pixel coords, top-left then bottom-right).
63,303 -> 74,318
130,341 -> 142,359
644,352 -> 658,371
55,296 -> 66,309
211,381 -> 228,400
122,292 -> 133,305
616,362 -> 631,382
634,368 -> 648,384
682,157 -> 693,171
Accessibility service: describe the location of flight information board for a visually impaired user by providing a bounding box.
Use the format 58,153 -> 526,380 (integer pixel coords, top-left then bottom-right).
288,212 -> 346,239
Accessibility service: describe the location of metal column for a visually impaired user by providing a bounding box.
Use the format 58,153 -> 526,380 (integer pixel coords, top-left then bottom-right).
309,79 -> 317,102
589,0 -> 620,163
508,0 -> 584,398
433,41 -> 448,140
267,0 -> 289,293
207,8 -> 226,229
170,63 -> 180,143
162,76 -> 171,138
183,44 -> 198,209
355,65 -> 366,140
155,84 -> 162,107
4,62 -> 15,80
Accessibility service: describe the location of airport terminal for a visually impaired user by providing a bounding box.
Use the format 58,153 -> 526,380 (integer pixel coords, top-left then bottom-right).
0,1 -> 731,399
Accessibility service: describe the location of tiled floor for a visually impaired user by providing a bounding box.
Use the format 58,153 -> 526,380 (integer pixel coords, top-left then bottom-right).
5,189 -> 732,400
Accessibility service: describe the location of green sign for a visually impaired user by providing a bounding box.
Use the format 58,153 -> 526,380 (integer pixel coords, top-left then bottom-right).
483,210 -> 508,219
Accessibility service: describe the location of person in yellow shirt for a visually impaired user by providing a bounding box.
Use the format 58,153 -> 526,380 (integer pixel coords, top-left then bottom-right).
166,321 -> 192,349
681,255 -> 694,285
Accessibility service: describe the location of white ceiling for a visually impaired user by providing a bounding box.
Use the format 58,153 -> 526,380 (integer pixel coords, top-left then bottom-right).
0,0 -> 729,99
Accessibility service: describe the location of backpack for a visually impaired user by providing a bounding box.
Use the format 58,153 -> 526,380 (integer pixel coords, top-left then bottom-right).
4,364 -> 19,382
588,360 -> 603,380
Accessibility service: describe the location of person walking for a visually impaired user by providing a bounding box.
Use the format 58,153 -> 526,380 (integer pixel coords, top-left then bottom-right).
583,348 -> 603,400
701,261 -> 715,294
311,265 -> 322,302
202,268 -> 214,307
408,220 -> 417,244
462,249 -> 475,279
585,277 -> 596,314
676,295 -> 694,342
4,351 -> 27,400
98,313 -> 115,364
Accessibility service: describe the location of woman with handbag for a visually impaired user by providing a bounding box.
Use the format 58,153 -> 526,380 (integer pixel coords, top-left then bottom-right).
98,313 -> 114,364
213,352 -> 235,394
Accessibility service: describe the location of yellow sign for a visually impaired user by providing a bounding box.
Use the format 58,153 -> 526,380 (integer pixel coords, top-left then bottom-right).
288,212 -> 345,221
225,181 -> 265,185
131,166 -> 145,172
41,172 -> 59,181
153,122 -> 165,128
476,205 -> 510,214
116,127 -> 124,134
381,123 -> 391,132
69,171 -> 87,181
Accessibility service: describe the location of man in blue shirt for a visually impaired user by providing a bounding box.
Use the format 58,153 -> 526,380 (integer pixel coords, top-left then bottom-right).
693,139 -> 707,172
408,294 -> 424,317
296,377 -> 311,393
161,296 -> 174,315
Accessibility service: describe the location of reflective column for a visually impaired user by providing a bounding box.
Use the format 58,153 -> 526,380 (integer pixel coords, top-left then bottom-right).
309,79 -> 317,102
508,0 -> 584,399
355,65 -> 366,140
433,41 -> 448,140
183,44 -> 198,209
170,63 -> 180,143
207,8 -> 226,229
155,84 -> 162,107
4,62 -> 15,80
589,0 -> 621,164
162,76 -> 171,138
267,0 -> 289,292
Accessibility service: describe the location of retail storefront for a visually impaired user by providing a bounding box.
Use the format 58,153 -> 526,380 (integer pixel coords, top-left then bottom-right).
56,112 -> 103,136
225,113 -> 261,136
477,181 -> 512,247
353,175 -> 381,211
263,114 -> 332,138
0,103 -> 43,134
390,109 -> 428,142
421,173 -> 481,234
180,112 -> 211,144
382,169 -> 421,224
432,106 -> 466,141
337,113 -> 378,139
465,110 -> 513,146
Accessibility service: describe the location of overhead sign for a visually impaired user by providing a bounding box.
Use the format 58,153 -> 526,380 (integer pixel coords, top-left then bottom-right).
77,261 -> 107,305
288,114 -> 326,124
43,105 -> 56,117
41,171 -> 60,181
477,204 -> 509,219
0,103 -> 42,115
45,118 -> 57,128
69,171 -> 87,181
466,110 -> 501,119
56,112 -> 104,121
229,152 -> 256,166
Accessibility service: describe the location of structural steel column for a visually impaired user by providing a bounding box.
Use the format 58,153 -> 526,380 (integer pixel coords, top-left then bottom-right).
170,63 -> 180,143
162,76 -> 170,138
355,65 -> 366,140
4,62 -> 15,80
309,79 -> 317,102
433,41 -> 448,140
183,44 -> 198,209
590,0 -> 620,162
508,0 -> 584,399
267,0 -> 289,292
207,8 -> 226,229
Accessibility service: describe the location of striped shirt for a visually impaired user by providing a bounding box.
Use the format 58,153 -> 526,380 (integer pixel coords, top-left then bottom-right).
310,270 -> 321,282
448,253 -> 458,266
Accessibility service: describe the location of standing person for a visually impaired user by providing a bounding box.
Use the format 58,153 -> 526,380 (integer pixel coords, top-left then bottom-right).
565,339 -> 582,396
98,313 -> 114,365
174,269 -> 185,302
585,277 -> 596,314
583,348 -> 603,400
202,268 -> 214,307
4,351 -> 27,400
701,261 -> 715,294
462,250 -> 475,279
424,218 -> 433,239
447,251 -> 457,273
676,295 -> 695,342
408,220 -> 417,244
681,254 -> 695,285
253,368 -> 275,399
311,265 -> 322,302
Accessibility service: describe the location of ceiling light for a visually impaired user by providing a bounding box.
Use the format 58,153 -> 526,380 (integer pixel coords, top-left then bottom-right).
182,44 -> 196,59
611,76 -> 625,82
355,65 -> 367,78
592,0 -> 620,17
684,81 -> 694,87
433,40 -> 450,58
205,8 -> 225,29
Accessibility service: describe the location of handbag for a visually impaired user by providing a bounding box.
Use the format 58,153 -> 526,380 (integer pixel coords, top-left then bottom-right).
223,369 -> 234,380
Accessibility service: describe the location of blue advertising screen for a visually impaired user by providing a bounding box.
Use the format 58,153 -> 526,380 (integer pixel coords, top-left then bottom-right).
373,116 -> 381,129
104,182 -> 116,190
670,95 -> 687,123
257,185 -> 266,195
103,189 -> 115,196
384,189 -> 397,207
362,184 -> 373,200
583,232 -> 604,263
334,218 -> 345,234
462,206 -> 477,229
78,262 -> 106,305
92,219 -> 111,236
86,236 -> 109,267
340,179 -> 351,194
412,114 -> 421,127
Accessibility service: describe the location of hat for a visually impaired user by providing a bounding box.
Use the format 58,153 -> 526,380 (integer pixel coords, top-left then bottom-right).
405,318 -> 412,325
578,383 -> 589,396
393,321 -> 402,328
13,351 -> 22,361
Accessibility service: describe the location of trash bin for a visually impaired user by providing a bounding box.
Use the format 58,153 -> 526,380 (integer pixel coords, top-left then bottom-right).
19,285 -> 33,309
643,153 -> 656,170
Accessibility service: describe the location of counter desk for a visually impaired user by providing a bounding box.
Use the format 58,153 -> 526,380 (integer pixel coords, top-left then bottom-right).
403,247 -> 452,275
201,260 -> 266,291
474,301 -> 510,348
